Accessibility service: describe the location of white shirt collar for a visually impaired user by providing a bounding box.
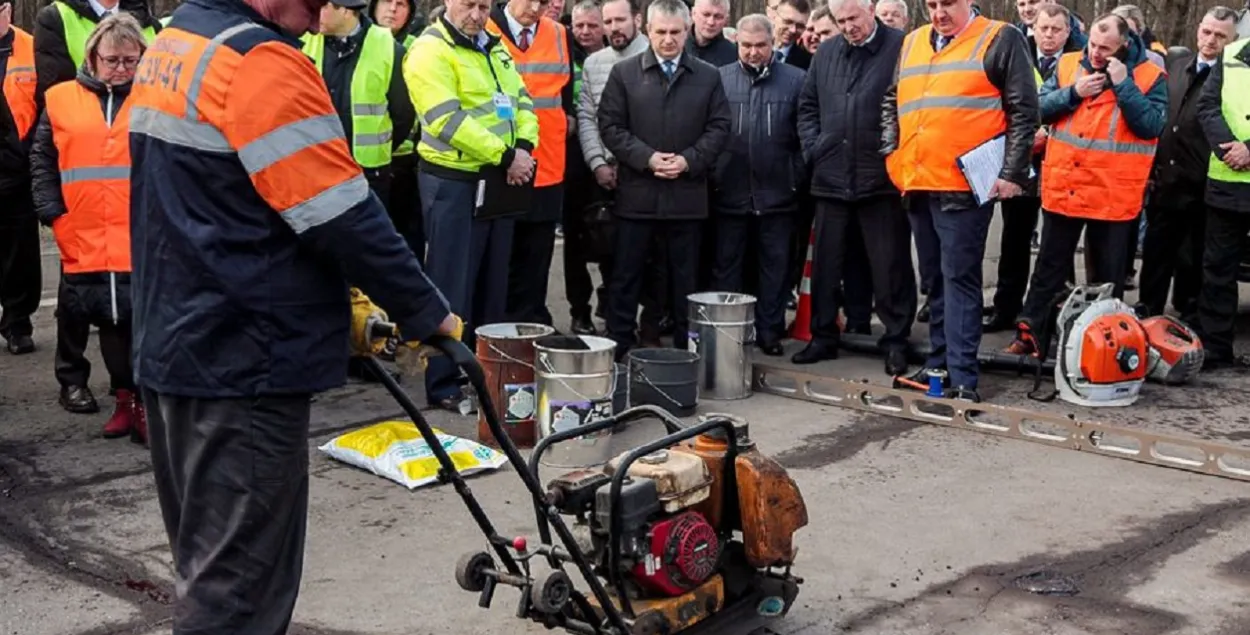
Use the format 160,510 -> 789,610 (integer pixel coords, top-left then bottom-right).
88,0 -> 117,18
853,21 -> 879,46
1197,55 -> 1217,68
659,52 -> 682,67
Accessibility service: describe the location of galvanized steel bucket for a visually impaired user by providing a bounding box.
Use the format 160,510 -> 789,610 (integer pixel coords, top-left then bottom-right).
533,334 -> 618,468
687,291 -> 756,400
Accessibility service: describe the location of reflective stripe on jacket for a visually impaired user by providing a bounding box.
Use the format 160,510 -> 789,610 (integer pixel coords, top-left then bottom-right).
46,80 -> 132,275
1041,52 -> 1163,221
3,27 -> 37,140
303,25 -> 396,168
404,17 -> 539,176
885,16 -> 1008,193
55,1 -> 157,69
1208,38 -> 1250,185
486,16 -> 569,186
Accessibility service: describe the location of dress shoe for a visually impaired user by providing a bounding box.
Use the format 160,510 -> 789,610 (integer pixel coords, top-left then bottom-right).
60,385 -> 100,414
103,389 -> 138,438
570,316 -> 597,335
757,340 -> 784,357
917,298 -> 930,323
5,334 -> 34,355
791,342 -> 838,364
884,348 -> 908,376
981,309 -> 1016,333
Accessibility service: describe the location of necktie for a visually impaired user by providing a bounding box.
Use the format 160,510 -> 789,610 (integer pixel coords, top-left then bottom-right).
518,27 -> 531,51
663,60 -> 675,79
1040,56 -> 1055,75
936,35 -> 952,51
1198,62 -> 1210,74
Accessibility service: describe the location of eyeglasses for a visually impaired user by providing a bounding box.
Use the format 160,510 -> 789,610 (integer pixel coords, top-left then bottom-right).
98,55 -> 141,69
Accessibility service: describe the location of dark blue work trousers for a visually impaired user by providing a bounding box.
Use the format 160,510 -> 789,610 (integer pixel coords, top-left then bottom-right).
908,193 -> 994,390
419,172 -> 515,404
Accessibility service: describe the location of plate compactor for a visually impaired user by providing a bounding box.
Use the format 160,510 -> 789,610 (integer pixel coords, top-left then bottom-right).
365,331 -> 809,635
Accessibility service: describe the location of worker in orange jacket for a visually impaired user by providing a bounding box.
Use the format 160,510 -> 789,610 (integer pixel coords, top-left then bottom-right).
126,0 -> 461,630
0,7 -> 40,357
30,14 -> 148,441
487,0 -> 577,325
1007,14 -> 1167,357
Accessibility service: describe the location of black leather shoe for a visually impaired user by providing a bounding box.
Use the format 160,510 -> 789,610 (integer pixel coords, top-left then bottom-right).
981,309 -> 1016,333
949,386 -> 982,403
791,342 -> 838,364
60,385 -> 100,414
884,348 -> 908,376
5,334 -> 34,355
757,340 -> 784,357
917,298 -> 930,323
570,316 -> 597,335
845,324 -> 872,336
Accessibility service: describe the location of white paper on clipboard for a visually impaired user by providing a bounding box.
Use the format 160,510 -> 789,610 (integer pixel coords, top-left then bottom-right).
956,134 -> 1036,206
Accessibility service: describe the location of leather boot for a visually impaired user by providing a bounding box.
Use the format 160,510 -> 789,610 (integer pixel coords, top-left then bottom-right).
130,399 -> 148,446
103,389 -> 136,438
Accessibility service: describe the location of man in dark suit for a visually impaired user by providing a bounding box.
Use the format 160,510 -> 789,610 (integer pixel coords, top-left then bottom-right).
772,0 -> 812,69
983,1 -> 1081,332
1139,6 -> 1240,321
597,0 -> 731,360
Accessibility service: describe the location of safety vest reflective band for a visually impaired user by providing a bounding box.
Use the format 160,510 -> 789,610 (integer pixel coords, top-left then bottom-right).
1040,53 -> 1162,221
1208,38 -> 1250,185
3,27 -> 37,140
885,16 -> 1008,194
55,2 -> 157,69
486,16 -> 569,186
46,81 -> 132,275
405,20 -> 538,173
303,25 -> 395,168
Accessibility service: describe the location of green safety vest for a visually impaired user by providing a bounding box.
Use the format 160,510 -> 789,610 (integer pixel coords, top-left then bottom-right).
573,59 -> 583,110
1208,38 -> 1250,185
302,25 -> 396,169
56,2 -> 157,69
403,20 -> 538,173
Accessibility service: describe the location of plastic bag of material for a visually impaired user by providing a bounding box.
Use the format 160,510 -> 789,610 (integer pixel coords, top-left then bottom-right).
318,420 -> 507,489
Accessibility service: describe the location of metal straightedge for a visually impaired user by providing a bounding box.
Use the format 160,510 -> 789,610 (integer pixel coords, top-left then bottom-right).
752,364 -> 1250,484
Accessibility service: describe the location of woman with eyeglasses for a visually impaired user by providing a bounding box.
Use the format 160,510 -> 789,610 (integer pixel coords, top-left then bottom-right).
30,13 -> 147,445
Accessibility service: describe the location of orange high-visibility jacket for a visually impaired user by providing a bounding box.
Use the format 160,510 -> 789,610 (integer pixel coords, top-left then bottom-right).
487,16 -> 570,187
1040,53 -> 1163,221
45,80 -> 132,274
3,27 -> 38,140
886,16 -> 1009,193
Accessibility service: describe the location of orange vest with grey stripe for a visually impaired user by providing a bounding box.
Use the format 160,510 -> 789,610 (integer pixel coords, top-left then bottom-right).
46,80 -> 132,275
1040,52 -> 1162,221
3,27 -> 38,140
885,16 -> 1008,193
486,16 -> 569,187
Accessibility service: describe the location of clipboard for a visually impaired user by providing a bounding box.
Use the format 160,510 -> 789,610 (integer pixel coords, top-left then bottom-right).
474,163 -> 535,220
955,134 -> 1035,206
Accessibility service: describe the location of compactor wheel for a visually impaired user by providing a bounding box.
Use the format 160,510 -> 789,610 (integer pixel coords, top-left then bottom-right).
454,551 -> 495,593
529,569 -> 572,614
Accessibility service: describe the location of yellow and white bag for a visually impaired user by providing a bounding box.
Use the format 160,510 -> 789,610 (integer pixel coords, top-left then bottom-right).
318,420 -> 507,489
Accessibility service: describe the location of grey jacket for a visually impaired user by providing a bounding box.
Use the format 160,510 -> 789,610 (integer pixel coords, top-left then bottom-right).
578,34 -> 650,171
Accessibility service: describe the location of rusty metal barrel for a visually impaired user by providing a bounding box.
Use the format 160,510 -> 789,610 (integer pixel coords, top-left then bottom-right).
474,323 -> 555,448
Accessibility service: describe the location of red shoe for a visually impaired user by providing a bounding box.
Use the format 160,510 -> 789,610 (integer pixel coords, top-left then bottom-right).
103,389 -> 136,438
130,399 -> 148,446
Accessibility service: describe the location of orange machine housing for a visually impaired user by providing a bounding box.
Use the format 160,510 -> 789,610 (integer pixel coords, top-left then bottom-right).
1079,314 -> 1149,384
676,430 -> 808,568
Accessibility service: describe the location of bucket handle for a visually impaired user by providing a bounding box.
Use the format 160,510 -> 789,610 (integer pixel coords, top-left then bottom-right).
488,341 -> 618,405
695,305 -> 757,347
630,365 -> 692,411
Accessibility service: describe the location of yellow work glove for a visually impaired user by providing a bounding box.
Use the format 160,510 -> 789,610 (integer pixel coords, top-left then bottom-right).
394,313 -> 466,375
349,288 -> 390,357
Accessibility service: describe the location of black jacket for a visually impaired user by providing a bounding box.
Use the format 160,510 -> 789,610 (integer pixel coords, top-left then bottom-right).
1150,49 -> 1216,210
0,29 -> 30,196
798,20 -> 901,202
687,32 -> 736,68
597,48 -> 731,220
881,18 -> 1039,212
779,43 -> 811,70
713,60 -> 805,214
34,0 -> 161,112
1198,42 -> 1250,214
317,18 -> 415,165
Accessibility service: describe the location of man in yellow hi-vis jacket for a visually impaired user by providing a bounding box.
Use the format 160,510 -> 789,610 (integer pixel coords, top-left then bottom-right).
404,0 -> 539,412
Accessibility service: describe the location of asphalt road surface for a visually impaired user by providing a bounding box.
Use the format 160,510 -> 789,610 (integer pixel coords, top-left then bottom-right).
4,220 -> 1250,635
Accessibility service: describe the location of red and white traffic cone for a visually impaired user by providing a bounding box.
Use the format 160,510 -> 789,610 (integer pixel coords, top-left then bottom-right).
789,225 -> 815,342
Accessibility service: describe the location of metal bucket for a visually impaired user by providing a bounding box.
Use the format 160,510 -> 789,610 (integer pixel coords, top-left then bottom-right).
687,291 -> 756,400
628,348 -> 700,417
474,323 -> 555,448
534,334 -> 618,468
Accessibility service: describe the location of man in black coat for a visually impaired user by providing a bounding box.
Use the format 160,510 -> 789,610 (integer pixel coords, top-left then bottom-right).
598,0 -> 731,359
687,0 -> 735,66
1139,7 -> 1239,322
711,13 -> 805,356
772,0 -> 811,69
794,0 -> 914,374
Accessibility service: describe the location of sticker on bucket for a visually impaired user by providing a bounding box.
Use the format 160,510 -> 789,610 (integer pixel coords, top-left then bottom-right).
548,399 -> 612,441
504,383 -> 536,424
687,331 -> 699,354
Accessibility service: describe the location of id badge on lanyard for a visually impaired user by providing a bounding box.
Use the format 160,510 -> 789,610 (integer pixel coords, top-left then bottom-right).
493,92 -> 515,121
